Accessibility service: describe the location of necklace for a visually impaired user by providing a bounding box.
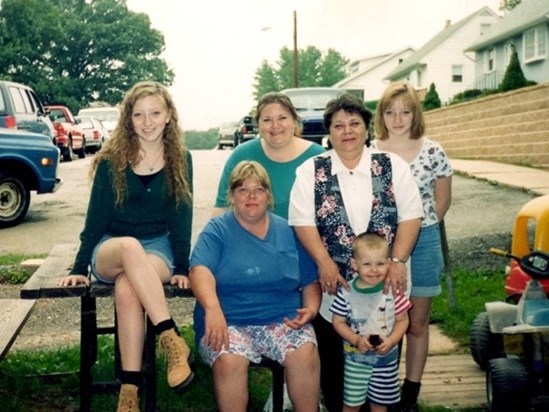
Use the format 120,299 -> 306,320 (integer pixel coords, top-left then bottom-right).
143,150 -> 163,173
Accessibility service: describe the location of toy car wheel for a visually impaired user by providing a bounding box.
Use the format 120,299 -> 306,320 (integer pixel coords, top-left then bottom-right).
470,311 -> 504,370
487,358 -> 529,412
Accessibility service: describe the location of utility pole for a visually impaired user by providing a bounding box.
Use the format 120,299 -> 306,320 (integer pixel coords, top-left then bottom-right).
293,10 -> 299,88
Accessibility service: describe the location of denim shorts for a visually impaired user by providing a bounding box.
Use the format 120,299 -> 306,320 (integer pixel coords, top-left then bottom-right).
198,323 -> 317,367
410,223 -> 444,298
90,233 -> 174,284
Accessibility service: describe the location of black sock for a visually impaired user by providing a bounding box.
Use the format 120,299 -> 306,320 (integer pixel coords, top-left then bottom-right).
401,379 -> 421,406
155,317 -> 178,335
119,370 -> 142,387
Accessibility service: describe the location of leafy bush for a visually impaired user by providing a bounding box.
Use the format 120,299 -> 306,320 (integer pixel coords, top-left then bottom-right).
499,44 -> 528,92
423,83 -> 441,111
185,128 -> 218,150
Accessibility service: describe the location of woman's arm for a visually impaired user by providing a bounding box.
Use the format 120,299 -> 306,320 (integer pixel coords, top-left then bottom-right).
435,176 -> 452,222
384,217 -> 421,294
294,226 -> 349,294
284,281 -> 321,329
189,265 -> 229,351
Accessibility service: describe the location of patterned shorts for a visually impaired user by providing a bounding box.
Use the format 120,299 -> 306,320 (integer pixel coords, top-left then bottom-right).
199,323 -> 317,367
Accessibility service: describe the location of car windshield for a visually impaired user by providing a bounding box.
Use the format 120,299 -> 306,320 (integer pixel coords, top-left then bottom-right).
284,90 -> 342,111
79,109 -> 118,122
78,117 -> 94,128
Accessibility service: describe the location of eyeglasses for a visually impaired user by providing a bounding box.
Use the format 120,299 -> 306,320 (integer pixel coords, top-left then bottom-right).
235,186 -> 267,196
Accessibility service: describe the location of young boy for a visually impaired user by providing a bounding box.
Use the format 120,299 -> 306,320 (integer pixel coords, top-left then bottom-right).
331,232 -> 412,412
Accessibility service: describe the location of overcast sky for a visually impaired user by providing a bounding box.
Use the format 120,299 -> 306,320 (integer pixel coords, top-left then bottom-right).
125,0 -> 502,131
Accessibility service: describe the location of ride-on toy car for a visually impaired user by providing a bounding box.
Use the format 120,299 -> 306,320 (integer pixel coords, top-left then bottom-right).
478,248 -> 549,411
471,196 -> 549,372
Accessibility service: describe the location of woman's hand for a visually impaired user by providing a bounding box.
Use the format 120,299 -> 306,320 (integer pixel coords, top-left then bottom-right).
56,275 -> 90,287
318,257 -> 349,295
284,307 -> 314,330
170,274 -> 190,289
204,309 -> 230,352
385,260 -> 407,295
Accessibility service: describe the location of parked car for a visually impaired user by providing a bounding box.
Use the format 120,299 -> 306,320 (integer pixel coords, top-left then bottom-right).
77,116 -> 108,153
281,87 -> 346,146
217,121 -> 238,149
234,115 -> 257,147
77,107 -> 119,136
46,105 -> 86,161
0,127 -> 62,228
0,80 -> 56,141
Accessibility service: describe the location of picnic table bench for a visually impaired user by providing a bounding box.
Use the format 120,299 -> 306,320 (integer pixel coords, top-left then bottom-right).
20,243 -> 284,412
0,298 -> 36,361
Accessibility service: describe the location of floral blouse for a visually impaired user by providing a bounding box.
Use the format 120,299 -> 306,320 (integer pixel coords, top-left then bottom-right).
373,138 -> 452,227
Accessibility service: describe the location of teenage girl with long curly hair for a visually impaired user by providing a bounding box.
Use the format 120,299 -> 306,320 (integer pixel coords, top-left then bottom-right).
58,81 -> 194,411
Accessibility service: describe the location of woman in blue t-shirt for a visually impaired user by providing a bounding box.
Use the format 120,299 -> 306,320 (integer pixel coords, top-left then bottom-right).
191,161 -> 321,411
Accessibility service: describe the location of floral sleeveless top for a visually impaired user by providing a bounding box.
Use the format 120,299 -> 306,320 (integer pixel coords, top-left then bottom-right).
314,153 -> 397,281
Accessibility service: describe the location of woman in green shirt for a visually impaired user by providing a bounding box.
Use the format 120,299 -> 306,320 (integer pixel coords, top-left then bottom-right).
213,92 -> 325,219
57,81 -> 194,411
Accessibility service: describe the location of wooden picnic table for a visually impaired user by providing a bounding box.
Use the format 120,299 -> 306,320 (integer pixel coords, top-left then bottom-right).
19,243 -> 193,412
19,243 -> 285,412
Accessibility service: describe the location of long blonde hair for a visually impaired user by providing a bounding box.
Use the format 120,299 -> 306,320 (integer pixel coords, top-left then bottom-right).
89,81 -> 192,206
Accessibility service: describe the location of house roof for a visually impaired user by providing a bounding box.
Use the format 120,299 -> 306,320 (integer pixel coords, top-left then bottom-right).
385,6 -> 498,80
466,0 -> 549,51
335,47 -> 415,86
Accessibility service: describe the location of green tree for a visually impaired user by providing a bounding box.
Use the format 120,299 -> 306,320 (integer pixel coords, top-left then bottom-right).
0,0 -> 174,113
500,0 -> 521,11
318,49 -> 349,86
499,44 -> 527,92
252,60 -> 280,101
423,83 -> 441,111
254,45 -> 348,96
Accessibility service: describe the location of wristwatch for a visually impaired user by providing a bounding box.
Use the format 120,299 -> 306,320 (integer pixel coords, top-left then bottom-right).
390,256 -> 407,264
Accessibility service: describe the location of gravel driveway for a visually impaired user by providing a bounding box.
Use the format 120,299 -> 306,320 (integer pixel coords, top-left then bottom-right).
0,150 -> 538,351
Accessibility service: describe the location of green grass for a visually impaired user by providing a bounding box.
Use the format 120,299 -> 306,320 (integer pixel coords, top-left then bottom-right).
432,267 -> 508,349
0,253 -> 46,284
0,253 -> 507,411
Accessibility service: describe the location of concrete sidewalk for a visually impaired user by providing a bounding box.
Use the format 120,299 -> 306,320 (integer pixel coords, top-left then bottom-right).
450,159 -> 549,196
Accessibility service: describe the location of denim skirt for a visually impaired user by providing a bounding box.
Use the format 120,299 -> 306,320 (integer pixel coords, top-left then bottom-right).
410,223 -> 444,297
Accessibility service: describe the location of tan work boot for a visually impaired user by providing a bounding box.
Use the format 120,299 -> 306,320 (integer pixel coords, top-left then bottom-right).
159,328 -> 194,390
117,384 -> 140,412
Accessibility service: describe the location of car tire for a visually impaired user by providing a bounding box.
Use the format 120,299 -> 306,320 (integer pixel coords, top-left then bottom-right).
487,358 -> 529,412
63,142 -> 73,162
0,173 -> 31,228
77,138 -> 86,159
470,311 -> 504,370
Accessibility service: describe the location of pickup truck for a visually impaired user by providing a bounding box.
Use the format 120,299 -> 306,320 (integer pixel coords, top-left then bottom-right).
234,115 -> 257,147
281,87 -> 347,146
46,105 -> 86,161
0,128 -> 62,228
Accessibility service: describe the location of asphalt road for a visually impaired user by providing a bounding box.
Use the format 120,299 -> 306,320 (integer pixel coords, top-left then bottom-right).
0,149 -> 537,256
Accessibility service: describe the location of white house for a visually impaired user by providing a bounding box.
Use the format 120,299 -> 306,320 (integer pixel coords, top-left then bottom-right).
384,7 -> 500,104
465,0 -> 549,90
333,48 -> 415,101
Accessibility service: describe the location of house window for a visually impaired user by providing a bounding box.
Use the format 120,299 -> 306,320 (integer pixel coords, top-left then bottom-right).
480,23 -> 491,36
452,65 -> 463,83
486,48 -> 495,71
504,42 -> 514,65
524,24 -> 547,62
